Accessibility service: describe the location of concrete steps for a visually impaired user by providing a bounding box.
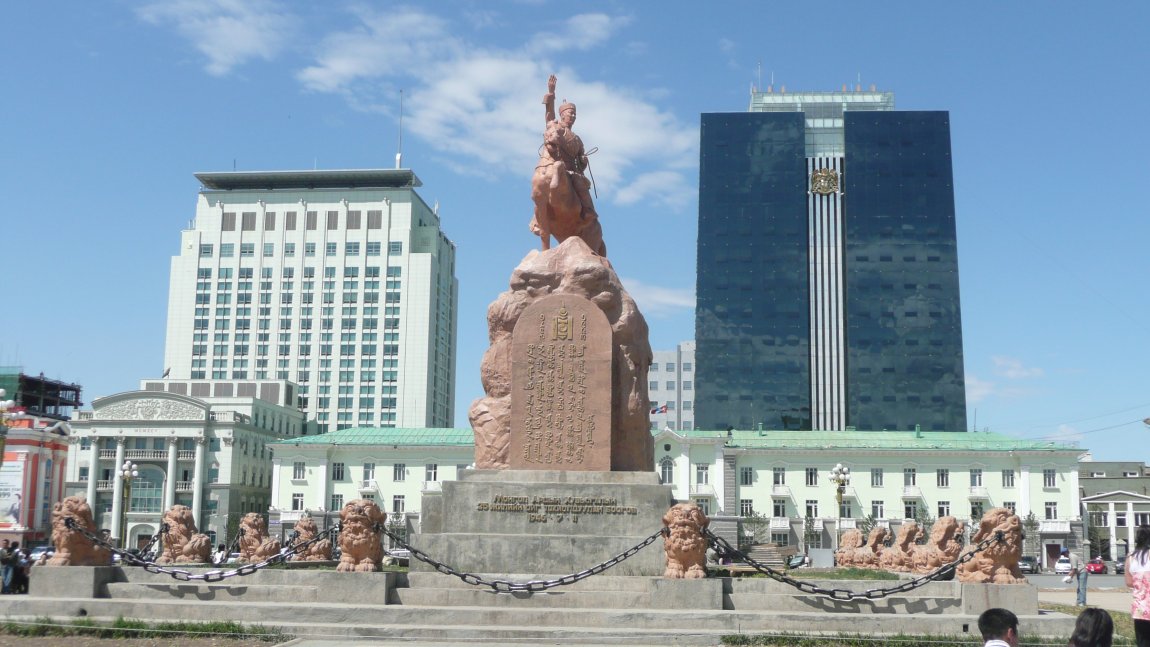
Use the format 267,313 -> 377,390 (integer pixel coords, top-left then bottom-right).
106,581 -> 320,603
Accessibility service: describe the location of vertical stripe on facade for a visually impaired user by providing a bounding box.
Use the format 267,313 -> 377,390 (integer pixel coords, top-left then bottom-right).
807,157 -> 846,430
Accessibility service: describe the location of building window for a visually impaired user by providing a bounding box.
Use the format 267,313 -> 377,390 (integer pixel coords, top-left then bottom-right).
805,468 -> 818,486
740,467 -> 754,486
367,242 -> 381,256
326,242 -> 337,257
1003,501 -> 1016,514
903,468 -> 916,487
393,495 -> 405,514
771,532 -> 789,546
970,469 -> 983,487
331,494 -> 343,510
872,500 -> 885,518
425,464 -> 438,482
1001,469 -> 1015,488
938,501 -> 950,517
346,242 -> 360,256
291,493 -> 304,511
773,499 -> 786,517
363,462 -> 375,481
696,464 -> 709,485
393,463 -> 406,481
773,467 -> 786,486
1116,512 -> 1128,527
263,243 -> 274,257
388,242 -> 403,256
241,243 -> 254,257
292,462 -> 305,480
331,462 -> 345,481
904,500 -> 918,519
78,466 -> 90,482
1136,513 -> 1150,526
839,501 -> 853,518
1043,469 -> 1056,488
665,362 -> 675,371
1125,471 -> 1140,478
695,499 -> 710,515
740,499 -> 754,516
199,244 -> 214,257
936,469 -> 949,488
871,468 -> 883,487
972,502 -> 985,519
683,381 -> 692,390
805,500 -> 818,518
658,459 -> 674,485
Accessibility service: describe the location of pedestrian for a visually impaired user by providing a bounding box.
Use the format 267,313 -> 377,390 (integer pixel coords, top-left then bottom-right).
978,607 -> 1020,647
0,539 -> 11,594
1127,525 -> 1150,647
11,548 -> 30,594
1068,607 -> 1113,647
1064,547 -> 1088,606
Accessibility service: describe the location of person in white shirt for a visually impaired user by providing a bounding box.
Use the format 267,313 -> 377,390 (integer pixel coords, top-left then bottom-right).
978,608 -> 1019,647
1126,525 -> 1150,647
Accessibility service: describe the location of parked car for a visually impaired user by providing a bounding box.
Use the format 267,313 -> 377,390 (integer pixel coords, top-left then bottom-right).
386,548 -> 411,566
1086,557 -> 1108,574
1054,556 -> 1073,575
27,545 -> 54,563
1018,556 -> 1039,574
1115,559 -> 1126,575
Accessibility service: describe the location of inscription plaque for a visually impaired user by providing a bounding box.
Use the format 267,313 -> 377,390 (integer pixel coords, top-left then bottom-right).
509,293 -> 613,470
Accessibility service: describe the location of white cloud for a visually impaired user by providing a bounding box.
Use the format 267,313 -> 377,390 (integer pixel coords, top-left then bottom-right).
965,374 -> 995,405
137,0 -> 296,76
619,277 -> 694,317
992,356 -> 1044,379
295,9 -> 697,209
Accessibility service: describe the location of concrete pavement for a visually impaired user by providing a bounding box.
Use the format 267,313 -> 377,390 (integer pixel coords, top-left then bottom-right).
1037,585 -> 1132,614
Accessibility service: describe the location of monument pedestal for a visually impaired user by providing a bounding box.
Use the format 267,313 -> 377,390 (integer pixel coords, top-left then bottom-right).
413,469 -> 674,576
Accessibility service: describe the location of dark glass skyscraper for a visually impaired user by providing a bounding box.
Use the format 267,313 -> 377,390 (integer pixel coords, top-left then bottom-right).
696,90 -> 967,432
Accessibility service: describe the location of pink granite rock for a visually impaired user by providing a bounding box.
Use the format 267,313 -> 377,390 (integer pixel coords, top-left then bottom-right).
470,236 -> 653,471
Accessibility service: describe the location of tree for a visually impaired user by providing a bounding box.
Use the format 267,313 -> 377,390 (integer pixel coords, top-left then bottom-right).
803,514 -> 819,551
1022,512 -> 1040,559
741,511 -> 770,548
856,514 -> 878,538
913,508 -> 936,543
1088,524 -> 1109,560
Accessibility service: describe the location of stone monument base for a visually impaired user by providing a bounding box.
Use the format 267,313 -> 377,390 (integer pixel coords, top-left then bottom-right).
413,469 -> 674,576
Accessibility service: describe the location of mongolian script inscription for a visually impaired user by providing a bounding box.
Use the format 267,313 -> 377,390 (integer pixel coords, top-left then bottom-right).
475,493 -> 638,524
509,293 -> 613,470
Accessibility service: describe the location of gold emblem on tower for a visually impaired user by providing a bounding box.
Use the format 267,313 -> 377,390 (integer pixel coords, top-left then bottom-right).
552,306 -> 572,341
810,167 -> 839,195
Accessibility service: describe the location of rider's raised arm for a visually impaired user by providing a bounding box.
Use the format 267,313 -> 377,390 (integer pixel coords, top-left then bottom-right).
543,74 -> 557,124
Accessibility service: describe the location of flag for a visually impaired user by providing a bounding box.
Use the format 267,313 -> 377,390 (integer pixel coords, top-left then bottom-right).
650,404 -> 668,414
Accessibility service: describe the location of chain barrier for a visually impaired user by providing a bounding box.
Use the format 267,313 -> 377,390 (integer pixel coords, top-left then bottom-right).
376,521 -> 664,593
133,523 -> 167,560
63,516 -> 340,583
705,528 -> 1006,601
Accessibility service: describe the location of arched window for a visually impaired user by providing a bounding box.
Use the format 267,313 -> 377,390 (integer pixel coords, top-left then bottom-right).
659,458 -> 674,485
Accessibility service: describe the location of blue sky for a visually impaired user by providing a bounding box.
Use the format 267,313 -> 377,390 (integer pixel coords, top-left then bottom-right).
3,1 -> 1148,462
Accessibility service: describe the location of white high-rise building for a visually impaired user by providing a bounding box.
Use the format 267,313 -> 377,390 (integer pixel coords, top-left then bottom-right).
648,341 -> 696,432
163,169 -> 458,433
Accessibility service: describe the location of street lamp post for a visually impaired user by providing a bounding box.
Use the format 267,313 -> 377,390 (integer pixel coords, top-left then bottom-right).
119,460 -> 139,549
829,463 -> 851,552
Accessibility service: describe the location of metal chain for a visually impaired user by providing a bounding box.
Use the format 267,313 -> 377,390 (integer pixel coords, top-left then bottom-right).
705,529 -> 1006,600
63,516 -> 340,582
376,522 -> 665,593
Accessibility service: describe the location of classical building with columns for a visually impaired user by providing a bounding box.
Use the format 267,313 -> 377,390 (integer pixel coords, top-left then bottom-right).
1079,459 -> 1150,561
64,378 -> 305,548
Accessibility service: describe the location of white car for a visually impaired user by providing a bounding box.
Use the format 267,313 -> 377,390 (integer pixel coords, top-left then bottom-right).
1054,556 -> 1073,574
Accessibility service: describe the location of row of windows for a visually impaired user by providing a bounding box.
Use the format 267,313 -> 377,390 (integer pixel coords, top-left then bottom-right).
221,210 -> 386,233
200,241 -> 403,258
650,381 -> 693,391
291,461 -> 440,482
1088,511 -> 1150,527
735,498 -> 1041,520
291,492 -> 405,513
671,465 -> 1056,490
650,362 -> 692,372
197,266 -> 402,280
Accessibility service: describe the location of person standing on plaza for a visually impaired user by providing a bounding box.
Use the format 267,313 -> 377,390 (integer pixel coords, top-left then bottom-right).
0,539 -> 12,594
1126,525 -> 1150,647
1064,547 -> 1088,606
978,608 -> 1020,647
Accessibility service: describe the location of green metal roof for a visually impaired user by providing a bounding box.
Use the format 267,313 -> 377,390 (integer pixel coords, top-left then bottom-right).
669,428 -> 1080,452
270,426 -> 473,447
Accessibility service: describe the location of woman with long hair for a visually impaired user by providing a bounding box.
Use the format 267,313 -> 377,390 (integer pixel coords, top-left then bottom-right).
1067,607 -> 1113,647
1128,525 -> 1150,647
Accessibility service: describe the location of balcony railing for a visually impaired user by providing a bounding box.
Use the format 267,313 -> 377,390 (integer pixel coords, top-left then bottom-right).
358,479 -> 378,494
98,450 -> 116,459
125,449 -> 168,460
178,450 -> 195,461
770,517 -> 792,530
175,481 -> 194,492
771,485 -> 792,497
1039,520 -> 1071,534
902,486 -> 923,499
839,518 -> 857,529
422,481 -> 443,493
96,480 -> 114,491
968,486 -> 989,499
690,483 -> 716,498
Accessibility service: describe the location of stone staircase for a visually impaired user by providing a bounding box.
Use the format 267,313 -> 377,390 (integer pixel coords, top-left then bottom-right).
0,565 -> 1077,644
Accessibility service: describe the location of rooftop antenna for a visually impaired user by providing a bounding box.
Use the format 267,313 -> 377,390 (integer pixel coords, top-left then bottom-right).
395,89 -> 404,170
756,60 -> 762,93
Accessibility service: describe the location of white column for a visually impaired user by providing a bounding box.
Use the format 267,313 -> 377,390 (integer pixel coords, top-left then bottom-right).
677,447 -> 690,503
110,437 -> 126,542
713,444 -> 726,514
270,457 -> 282,509
1107,502 -> 1118,560
315,459 -> 329,511
1126,501 -> 1136,557
192,436 -> 206,525
85,436 -> 98,506
164,437 -> 178,511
